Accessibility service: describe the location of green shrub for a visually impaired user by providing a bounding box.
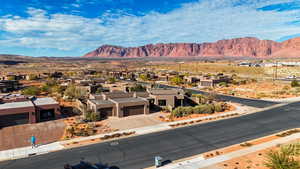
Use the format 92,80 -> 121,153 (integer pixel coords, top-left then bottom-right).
193,104 -> 214,114
130,84 -> 146,92
171,106 -> 193,117
218,82 -> 228,87
21,86 -> 41,96
214,103 -> 224,112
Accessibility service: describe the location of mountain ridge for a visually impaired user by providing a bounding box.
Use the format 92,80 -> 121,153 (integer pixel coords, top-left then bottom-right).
83,37 -> 300,58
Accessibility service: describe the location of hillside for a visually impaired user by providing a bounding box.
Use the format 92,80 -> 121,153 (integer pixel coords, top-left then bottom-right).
83,37 -> 300,58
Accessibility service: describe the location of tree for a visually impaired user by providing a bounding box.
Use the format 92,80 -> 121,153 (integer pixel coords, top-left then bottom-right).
7,76 -> 15,80
108,77 -> 116,84
139,74 -> 149,81
95,87 -> 106,94
130,84 -> 146,92
28,74 -> 38,80
84,110 -> 101,122
21,86 -> 41,95
291,80 -> 300,87
170,76 -> 183,85
64,85 -> 86,99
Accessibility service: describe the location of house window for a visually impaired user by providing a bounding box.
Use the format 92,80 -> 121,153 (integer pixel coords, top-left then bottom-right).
158,99 -> 166,106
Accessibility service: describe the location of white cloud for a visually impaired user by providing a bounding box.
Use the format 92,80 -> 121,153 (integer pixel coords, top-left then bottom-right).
0,0 -> 299,56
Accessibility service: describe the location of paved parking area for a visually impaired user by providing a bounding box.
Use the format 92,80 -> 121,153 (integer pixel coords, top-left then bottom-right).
0,120 -> 65,151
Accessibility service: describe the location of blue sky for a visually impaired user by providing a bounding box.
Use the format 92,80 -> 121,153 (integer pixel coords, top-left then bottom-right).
0,0 -> 300,57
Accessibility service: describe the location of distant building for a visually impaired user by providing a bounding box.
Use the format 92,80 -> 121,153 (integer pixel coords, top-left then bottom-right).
0,94 -> 60,127
198,74 -> 231,87
0,80 -> 21,93
184,76 -> 201,83
148,88 -> 185,108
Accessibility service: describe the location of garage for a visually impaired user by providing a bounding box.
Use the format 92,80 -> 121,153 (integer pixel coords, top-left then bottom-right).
98,107 -> 113,119
40,109 -> 55,122
123,105 -> 144,117
0,113 -> 29,128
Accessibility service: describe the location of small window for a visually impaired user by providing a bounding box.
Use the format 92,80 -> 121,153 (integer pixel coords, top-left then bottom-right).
158,100 -> 166,106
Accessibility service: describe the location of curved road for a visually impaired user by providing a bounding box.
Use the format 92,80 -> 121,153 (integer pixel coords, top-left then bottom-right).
1,100 -> 300,169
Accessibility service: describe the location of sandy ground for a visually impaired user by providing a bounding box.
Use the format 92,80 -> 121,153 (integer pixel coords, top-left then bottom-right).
213,81 -> 300,99
201,130 -> 300,169
216,138 -> 300,169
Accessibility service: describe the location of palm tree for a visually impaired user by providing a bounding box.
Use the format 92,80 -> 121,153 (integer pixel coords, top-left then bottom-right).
265,143 -> 300,169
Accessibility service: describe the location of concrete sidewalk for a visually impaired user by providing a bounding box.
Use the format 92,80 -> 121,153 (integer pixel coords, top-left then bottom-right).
0,103 -> 257,162
0,142 -> 64,161
263,96 -> 300,103
157,133 -> 300,169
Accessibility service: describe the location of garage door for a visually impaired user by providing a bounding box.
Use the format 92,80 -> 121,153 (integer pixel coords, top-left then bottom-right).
0,113 -> 29,128
123,105 -> 144,117
99,108 -> 113,119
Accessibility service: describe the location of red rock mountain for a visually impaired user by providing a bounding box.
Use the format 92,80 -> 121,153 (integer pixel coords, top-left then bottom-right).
83,37 -> 300,58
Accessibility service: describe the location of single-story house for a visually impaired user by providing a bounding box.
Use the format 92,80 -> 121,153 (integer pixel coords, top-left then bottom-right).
0,96 -> 60,127
148,88 -> 185,108
87,92 -> 149,119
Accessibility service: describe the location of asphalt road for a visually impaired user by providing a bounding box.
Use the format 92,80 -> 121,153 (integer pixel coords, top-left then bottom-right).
1,101 -> 300,169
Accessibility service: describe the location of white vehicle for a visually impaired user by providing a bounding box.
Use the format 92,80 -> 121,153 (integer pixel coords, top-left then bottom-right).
286,75 -> 296,79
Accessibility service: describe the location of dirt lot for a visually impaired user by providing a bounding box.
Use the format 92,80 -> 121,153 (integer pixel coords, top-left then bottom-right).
212,81 -> 300,99
0,119 -> 65,150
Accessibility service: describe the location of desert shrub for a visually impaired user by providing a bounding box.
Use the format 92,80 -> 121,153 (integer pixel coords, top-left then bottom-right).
218,82 -> 228,87
291,87 -> 300,95
231,80 -> 239,85
171,106 -> 193,117
251,78 -> 258,83
265,145 -> 300,169
214,102 -> 224,112
240,80 -> 248,85
21,86 -> 41,96
283,85 -> 291,90
193,105 -> 204,114
240,142 -> 253,147
85,111 -> 101,122
272,90 -> 286,95
193,104 -> 214,114
256,92 -> 269,98
291,80 -> 300,87
207,104 -> 215,113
